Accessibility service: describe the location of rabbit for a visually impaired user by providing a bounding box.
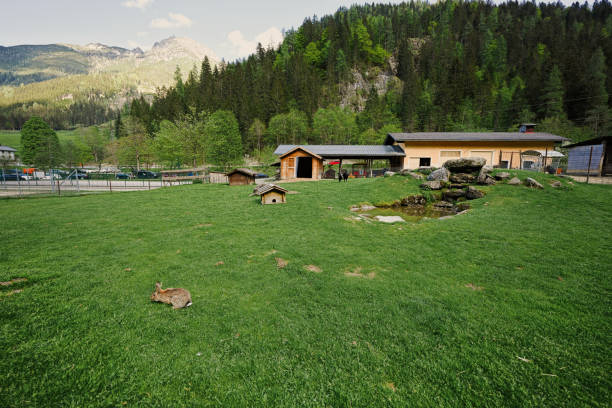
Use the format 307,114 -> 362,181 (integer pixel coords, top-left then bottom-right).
150,282 -> 192,309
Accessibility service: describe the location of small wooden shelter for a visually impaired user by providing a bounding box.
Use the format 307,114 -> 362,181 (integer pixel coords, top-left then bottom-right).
251,183 -> 288,204
227,168 -> 256,186
566,136 -> 611,176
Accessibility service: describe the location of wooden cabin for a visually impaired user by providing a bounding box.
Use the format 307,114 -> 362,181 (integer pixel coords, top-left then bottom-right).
251,184 -> 288,204
227,168 -> 256,186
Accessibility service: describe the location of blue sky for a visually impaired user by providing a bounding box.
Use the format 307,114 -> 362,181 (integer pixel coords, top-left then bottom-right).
1,0 -> 594,61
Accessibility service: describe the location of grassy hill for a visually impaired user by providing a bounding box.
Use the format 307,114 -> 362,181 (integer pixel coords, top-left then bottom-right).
0,174 -> 610,406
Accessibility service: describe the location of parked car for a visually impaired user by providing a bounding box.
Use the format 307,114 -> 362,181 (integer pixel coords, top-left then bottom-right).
66,170 -> 88,180
115,172 -> 131,179
255,173 -> 269,179
0,169 -> 20,181
134,170 -> 159,179
42,170 -> 67,180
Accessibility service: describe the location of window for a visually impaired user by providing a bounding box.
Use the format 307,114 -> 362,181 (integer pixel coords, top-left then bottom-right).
419,158 -> 431,167
440,151 -> 461,158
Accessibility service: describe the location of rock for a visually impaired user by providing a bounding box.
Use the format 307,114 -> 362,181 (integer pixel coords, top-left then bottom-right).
443,189 -> 466,201
374,215 -> 406,223
449,183 -> 467,189
466,186 -> 485,200
508,177 -> 521,185
433,200 -> 454,208
550,180 -> 562,188
443,157 -> 486,173
495,172 -> 510,180
420,180 -> 443,190
477,173 -> 496,185
524,177 -> 544,189
450,173 -> 476,184
349,206 -> 360,212
360,204 -> 377,211
480,165 -> 493,174
384,171 -> 396,177
456,202 -> 471,211
427,167 -> 450,182
408,172 -> 424,180
401,194 -> 427,206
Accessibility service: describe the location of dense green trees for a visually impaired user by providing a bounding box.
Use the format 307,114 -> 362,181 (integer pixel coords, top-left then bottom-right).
20,117 -> 61,168
205,110 -> 243,168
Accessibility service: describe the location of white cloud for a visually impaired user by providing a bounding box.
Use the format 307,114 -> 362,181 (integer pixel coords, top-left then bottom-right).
150,13 -> 193,29
226,27 -> 283,59
122,0 -> 153,10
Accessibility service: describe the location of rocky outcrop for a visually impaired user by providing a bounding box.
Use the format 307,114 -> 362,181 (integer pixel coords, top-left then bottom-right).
450,173 -> 476,184
508,177 -> 521,185
433,201 -> 454,208
443,157 -> 486,173
401,195 -> 427,206
524,177 -> 544,189
477,166 -> 496,185
443,189 -> 466,201
420,180 -> 443,190
466,186 -> 485,199
550,180 -> 562,188
427,168 -> 450,182
374,215 -> 405,223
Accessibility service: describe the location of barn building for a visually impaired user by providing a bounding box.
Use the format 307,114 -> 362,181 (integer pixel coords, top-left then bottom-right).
565,136 -> 612,176
227,168 -> 256,186
385,126 -> 567,170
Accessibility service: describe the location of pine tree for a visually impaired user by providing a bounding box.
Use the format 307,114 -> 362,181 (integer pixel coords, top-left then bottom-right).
540,65 -> 564,119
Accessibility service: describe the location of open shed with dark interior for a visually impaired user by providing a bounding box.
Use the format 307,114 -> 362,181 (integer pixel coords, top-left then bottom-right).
274,145 -> 406,180
566,136 -> 611,176
227,168 -> 256,186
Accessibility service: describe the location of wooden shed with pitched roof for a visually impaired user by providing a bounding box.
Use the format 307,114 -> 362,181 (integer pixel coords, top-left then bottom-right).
227,168 -> 256,186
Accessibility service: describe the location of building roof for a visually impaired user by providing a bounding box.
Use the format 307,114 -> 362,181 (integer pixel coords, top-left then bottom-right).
251,183 -> 288,196
277,146 -> 323,160
564,136 -> 611,148
227,168 -> 256,177
385,132 -> 568,144
0,145 -> 17,152
274,144 -> 405,158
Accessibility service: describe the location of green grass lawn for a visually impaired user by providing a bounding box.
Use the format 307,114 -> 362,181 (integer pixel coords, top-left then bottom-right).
1,173 -> 610,407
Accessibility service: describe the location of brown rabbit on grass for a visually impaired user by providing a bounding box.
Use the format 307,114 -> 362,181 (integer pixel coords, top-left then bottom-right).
150,282 -> 192,309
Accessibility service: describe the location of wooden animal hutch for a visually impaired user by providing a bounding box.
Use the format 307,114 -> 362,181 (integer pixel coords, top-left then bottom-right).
251,184 -> 288,204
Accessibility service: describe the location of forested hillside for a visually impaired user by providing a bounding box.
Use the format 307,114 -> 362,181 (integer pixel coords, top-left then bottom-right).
131,0 -> 611,152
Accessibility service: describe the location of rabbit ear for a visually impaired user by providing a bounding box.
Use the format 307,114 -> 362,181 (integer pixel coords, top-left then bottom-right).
155,282 -> 161,291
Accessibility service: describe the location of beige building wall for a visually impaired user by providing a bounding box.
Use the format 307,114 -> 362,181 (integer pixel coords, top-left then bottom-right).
398,141 -> 557,169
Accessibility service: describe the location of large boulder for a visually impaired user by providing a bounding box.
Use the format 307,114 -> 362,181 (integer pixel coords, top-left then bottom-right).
443,189 -> 466,201
443,157 -> 486,173
433,200 -> 454,209
427,167 -> 450,182
477,165 -> 496,185
524,177 -> 544,189
550,180 -> 562,188
466,186 -> 485,200
495,172 -> 510,180
420,180 -> 443,190
401,194 -> 427,206
450,173 -> 476,184
375,215 -> 405,223
508,177 -> 521,185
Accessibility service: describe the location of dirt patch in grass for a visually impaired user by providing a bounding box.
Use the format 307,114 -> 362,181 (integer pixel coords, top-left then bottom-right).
215,261 -> 224,266
194,223 -> 213,228
1,289 -> 23,297
344,267 -> 375,279
465,283 -> 484,291
383,382 -> 397,392
0,278 -> 27,286
265,249 -> 278,256
304,265 -> 322,273
275,258 -> 288,268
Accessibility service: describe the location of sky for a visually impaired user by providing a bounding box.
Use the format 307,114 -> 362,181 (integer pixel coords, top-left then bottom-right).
0,0 -> 595,62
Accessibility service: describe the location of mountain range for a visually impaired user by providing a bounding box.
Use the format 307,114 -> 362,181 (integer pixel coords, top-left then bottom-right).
0,36 -> 216,88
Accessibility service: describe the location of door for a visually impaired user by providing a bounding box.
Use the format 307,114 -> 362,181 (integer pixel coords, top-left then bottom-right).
296,157 -> 313,178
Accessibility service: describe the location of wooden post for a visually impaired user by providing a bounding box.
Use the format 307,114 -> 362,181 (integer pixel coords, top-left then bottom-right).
519,150 -> 522,170
543,147 -> 548,173
586,146 -> 593,184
